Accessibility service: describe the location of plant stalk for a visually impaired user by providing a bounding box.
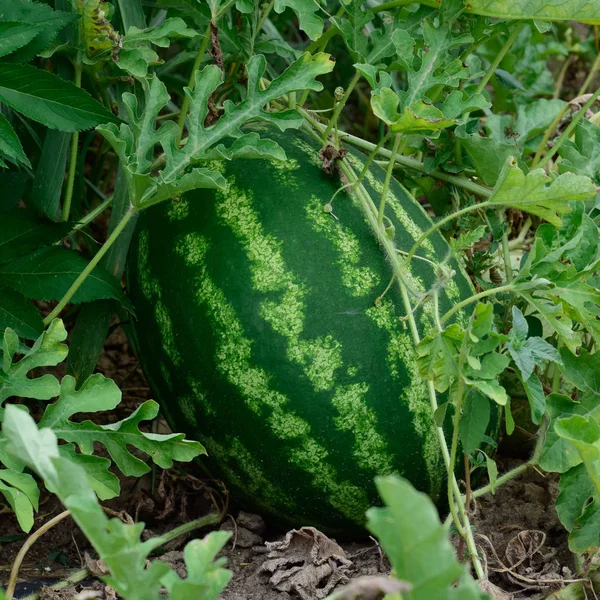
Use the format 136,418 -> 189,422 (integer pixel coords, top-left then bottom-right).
61,61 -> 83,222
475,23 -> 524,95
378,134 -> 402,226
338,157 -> 484,579
43,207 -> 136,325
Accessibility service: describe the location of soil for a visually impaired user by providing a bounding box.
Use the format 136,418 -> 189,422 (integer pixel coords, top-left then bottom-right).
0,325 -> 573,600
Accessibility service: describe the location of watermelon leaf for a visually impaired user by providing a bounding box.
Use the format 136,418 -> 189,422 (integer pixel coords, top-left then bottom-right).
116,18 -> 199,77
97,52 -> 334,208
487,157 -> 597,226
0,468 -> 39,532
365,476 -> 486,600
467,0 -> 600,22
1,405 -> 230,600
0,319 -> 67,403
38,375 -> 206,478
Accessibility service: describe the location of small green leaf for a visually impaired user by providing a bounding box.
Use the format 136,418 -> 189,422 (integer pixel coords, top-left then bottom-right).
161,532 -> 232,598
0,64 -> 121,132
459,389 -> 491,454
273,0 -> 324,40
522,373 -> 546,425
0,247 -> 133,310
116,18 -> 199,77
488,157 -> 597,226
0,113 -> 30,168
484,453 -> 498,494
0,468 -> 39,532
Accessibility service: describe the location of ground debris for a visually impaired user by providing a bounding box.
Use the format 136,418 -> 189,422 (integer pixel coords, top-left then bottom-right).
260,527 -> 352,600
478,579 -> 513,600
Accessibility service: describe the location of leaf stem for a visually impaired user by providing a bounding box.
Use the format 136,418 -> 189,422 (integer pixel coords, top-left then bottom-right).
470,463 -> 528,499
255,0 -> 275,35
322,71 -> 361,141
61,61 -> 83,222
43,206 -> 136,326
475,23 -> 524,95
176,24 -> 211,145
298,109 -> 492,197
73,196 -> 114,232
378,134 -> 401,226
440,283 -> 514,324
537,85 -> 600,169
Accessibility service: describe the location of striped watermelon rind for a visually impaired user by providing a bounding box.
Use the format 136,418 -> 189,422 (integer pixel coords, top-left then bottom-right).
126,126 -> 475,534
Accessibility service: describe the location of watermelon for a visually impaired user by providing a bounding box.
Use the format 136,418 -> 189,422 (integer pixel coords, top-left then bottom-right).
126,126 -> 475,534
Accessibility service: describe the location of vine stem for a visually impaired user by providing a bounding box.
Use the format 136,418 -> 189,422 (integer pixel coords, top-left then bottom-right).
43,207 -> 136,325
255,0 -> 275,35
475,23 -> 524,96
6,510 -> 72,600
154,512 -> 222,546
61,61 -> 82,222
378,134 -> 401,226
73,196 -> 113,232
176,24 -> 211,145
298,108 -> 492,198
537,85 -> 600,169
501,216 -> 513,283
321,70 -> 361,141
440,283 -> 514,324
470,463 -> 528,499
337,157 -> 485,580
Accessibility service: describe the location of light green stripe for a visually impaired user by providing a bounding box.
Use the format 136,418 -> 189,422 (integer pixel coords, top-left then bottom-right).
305,196 -> 380,297
203,435 -> 297,516
332,383 -> 395,473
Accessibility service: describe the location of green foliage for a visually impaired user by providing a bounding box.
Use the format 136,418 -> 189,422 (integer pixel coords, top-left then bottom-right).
0,321 -> 205,531
2,405 -> 231,600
